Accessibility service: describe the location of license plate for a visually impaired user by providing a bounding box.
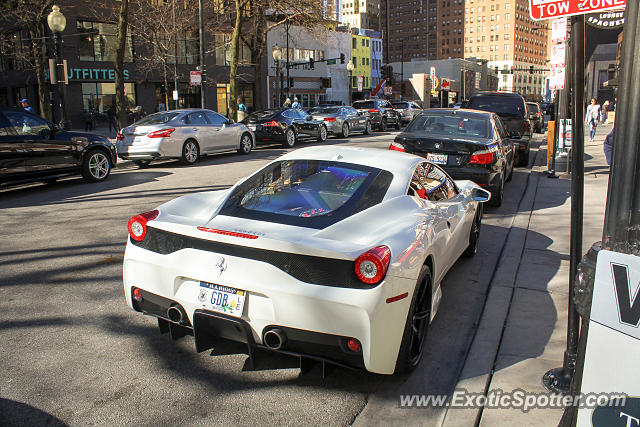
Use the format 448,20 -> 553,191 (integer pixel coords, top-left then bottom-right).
198,282 -> 246,317
133,136 -> 143,144
427,153 -> 448,165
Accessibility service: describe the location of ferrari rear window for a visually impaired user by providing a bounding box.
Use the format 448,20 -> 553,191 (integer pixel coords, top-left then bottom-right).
220,160 -> 393,228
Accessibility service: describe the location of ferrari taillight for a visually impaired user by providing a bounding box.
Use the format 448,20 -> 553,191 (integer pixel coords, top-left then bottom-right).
128,210 -> 159,241
368,109 -> 379,113
116,132 -> 124,141
389,142 -> 406,152
147,128 -> 175,138
354,245 -> 391,285
324,117 -> 337,122
262,121 -> 278,127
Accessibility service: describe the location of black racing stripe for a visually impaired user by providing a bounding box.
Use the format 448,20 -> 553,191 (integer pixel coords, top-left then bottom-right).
131,227 -> 377,289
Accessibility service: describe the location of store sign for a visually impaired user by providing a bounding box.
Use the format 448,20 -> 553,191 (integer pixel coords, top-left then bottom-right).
441,78 -> 451,90
586,10 -> 625,28
550,44 -> 566,67
551,17 -> 568,43
529,0 -> 626,20
44,67 -> 130,82
190,71 -> 202,86
430,67 -> 436,91
577,250 -> 640,426
357,75 -> 363,92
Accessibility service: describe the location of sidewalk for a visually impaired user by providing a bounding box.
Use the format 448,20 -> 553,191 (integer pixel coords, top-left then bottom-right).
441,124 -> 612,426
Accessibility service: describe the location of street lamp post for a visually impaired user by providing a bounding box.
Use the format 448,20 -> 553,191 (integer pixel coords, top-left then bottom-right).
47,5 -> 68,129
272,45 -> 282,108
346,59 -> 355,105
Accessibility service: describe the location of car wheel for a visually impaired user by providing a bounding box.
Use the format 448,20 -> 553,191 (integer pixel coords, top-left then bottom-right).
81,149 -> 111,182
489,175 -> 504,207
283,128 -> 296,148
317,125 -> 327,142
517,147 -> 529,167
506,158 -> 514,181
133,160 -> 151,168
341,122 -> 349,138
181,139 -> 200,165
462,205 -> 483,258
378,118 -> 387,131
363,120 -> 372,135
238,133 -> 252,154
395,119 -> 401,130
395,264 -> 432,375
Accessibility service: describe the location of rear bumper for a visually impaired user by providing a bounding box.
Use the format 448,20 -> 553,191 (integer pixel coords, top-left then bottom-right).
118,151 -> 162,160
442,166 -> 499,187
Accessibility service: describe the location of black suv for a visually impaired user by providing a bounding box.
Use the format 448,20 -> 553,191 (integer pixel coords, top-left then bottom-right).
352,99 -> 401,131
466,92 -> 532,166
0,107 -> 117,187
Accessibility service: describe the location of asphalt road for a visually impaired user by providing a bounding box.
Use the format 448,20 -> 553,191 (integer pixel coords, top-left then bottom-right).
0,130 -> 543,426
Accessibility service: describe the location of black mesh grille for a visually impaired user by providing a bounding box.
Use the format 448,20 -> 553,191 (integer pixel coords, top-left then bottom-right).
132,227 -> 377,289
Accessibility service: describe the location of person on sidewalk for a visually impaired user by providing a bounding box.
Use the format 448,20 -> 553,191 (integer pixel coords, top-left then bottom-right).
604,127 -> 614,166
585,98 -> 600,142
237,97 -> 247,122
106,105 -> 118,133
20,99 -> 34,113
601,100 -> 609,124
283,98 -> 291,108
83,109 -> 94,131
291,97 -> 301,110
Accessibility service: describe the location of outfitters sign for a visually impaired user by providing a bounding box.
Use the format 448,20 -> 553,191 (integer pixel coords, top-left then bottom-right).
44,67 -> 130,82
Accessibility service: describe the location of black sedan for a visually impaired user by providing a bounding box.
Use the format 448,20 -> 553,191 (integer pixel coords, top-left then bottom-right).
242,109 -> 328,148
0,107 -> 117,188
389,109 -> 515,207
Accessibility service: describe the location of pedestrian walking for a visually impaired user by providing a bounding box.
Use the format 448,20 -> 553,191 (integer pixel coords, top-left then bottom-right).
283,97 -> 291,108
601,100 -> 609,124
20,99 -> 34,113
291,97 -> 301,109
106,105 -> 118,133
83,108 -> 94,131
603,127 -> 614,166
237,97 -> 247,121
585,98 -> 600,143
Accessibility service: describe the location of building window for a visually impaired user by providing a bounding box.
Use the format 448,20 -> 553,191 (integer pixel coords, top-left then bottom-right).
77,21 -> 132,62
215,34 -> 250,66
352,37 -> 357,49
81,82 -> 136,113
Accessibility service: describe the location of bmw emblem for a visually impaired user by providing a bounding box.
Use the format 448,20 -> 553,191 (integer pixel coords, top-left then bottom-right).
215,257 -> 227,276
434,143 -> 441,149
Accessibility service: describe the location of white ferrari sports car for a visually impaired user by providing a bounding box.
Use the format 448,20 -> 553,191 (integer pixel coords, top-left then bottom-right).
123,146 -> 490,375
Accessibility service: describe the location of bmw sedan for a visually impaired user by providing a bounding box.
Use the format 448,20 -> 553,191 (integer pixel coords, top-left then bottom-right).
389,109 -> 515,207
391,101 -> 423,125
242,109 -> 328,147
308,106 -> 372,138
116,109 -> 255,167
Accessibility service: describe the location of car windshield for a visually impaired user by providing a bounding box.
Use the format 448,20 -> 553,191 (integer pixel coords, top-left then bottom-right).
247,110 -> 279,120
392,102 -> 409,109
527,103 -> 540,113
405,114 -> 489,138
220,160 -> 392,228
309,107 -> 340,114
135,112 -> 180,125
352,101 -> 376,109
467,96 -> 525,117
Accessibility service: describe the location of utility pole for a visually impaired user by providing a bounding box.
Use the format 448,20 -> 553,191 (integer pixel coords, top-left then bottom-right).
400,39 -> 404,99
173,0 -> 179,109
285,19 -> 290,99
198,0 -> 206,108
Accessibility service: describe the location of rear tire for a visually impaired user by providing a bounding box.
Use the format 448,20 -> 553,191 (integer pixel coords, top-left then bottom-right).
395,265 -> 432,375
283,128 -> 296,148
363,121 -> 372,135
81,148 -> 111,182
341,122 -> 349,138
317,125 -> 327,142
133,160 -> 151,168
238,133 -> 252,154
378,118 -> 387,131
181,140 -> 199,165
462,205 -> 483,258
489,175 -> 504,207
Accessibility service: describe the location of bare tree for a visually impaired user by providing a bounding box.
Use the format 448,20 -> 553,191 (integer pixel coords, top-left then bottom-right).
114,0 -> 129,128
0,0 -> 55,120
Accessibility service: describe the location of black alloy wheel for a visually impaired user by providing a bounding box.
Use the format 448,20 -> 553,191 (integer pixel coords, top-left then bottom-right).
283,128 -> 296,148
462,205 -> 483,258
82,149 -> 111,182
489,175 -> 504,207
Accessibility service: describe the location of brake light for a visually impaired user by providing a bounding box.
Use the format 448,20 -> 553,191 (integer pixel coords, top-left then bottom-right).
368,109 -> 379,113
197,227 -> 259,239
469,145 -> 498,165
354,245 -> 391,285
389,142 -> 406,152
127,210 -> 159,241
116,132 -> 124,141
147,128 -> 175,138
262,121 -> 278,127
324,117 -> 336,122
346,338 -> 361,352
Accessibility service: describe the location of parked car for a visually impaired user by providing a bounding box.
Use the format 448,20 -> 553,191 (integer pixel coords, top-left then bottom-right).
308,106 -> 372,137
391,101 -> 423,125
389,109 -> 515,207
242,108 -> 328,147
466,91 -> 532,167
122,145 -> 490,375
116,109 -> 255,167
352,99 -> 401,131
526,102 -> 545,133
0,107 -> 116,187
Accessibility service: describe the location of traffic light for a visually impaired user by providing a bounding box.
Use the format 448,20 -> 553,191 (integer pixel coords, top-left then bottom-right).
530,65 -> 534,74
289,77 -> 294,88
309,57 -> 314,70
340,53 -> 345,64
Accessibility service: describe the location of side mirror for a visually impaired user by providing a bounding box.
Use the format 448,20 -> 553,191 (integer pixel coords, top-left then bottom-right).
471,187 -> 491,203
227,119 -> 235,124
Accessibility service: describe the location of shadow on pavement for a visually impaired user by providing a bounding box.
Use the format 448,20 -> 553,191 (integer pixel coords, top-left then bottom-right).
0,398 -> 68,427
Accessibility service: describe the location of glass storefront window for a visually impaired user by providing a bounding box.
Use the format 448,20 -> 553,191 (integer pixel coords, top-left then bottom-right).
216,83 -> 254,116
81,82 -> 136,113
214,34 -> 251,66
77,21 -> 132,62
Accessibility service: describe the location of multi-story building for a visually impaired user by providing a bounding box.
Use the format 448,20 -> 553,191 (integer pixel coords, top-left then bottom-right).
370,32 -> 383,91
325,0 -> 341,22
350,33 -> 372,100
463,0 -> 549,97
342,0 -> 381,32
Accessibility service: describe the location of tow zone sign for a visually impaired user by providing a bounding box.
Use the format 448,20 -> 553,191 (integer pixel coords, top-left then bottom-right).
529,0 -> 625,20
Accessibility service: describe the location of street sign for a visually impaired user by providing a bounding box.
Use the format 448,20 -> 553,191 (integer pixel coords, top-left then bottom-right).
327,59 -> 336,65
550,43 -> 566,67
430,67 -> 436,91
357,75 -> 363,92
441,78 -> 451,90
549,67 -> 566,90
190,71 -> 202,86
551,17 -> 568,43
384,86 -> 392,95
530,0 -> 626,20
172,90 -> 179,101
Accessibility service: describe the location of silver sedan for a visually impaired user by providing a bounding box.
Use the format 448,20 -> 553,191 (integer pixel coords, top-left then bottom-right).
391,101 -> 423,125
308,106 -> 372,138
116,109 -> 255,167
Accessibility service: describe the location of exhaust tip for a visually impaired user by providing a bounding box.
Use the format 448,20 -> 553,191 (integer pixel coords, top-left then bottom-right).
263,328 -> 286,350
167,306 -> 183,323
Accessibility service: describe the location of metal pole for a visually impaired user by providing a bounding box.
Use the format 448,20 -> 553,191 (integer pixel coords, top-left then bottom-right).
198,0 -> 206,108
173,0 -> 179,109
53,31 -> 67,128
275,61 -> 280,107
349,71 -> 353,105
400,39 -> 404,99
286,20 -> 290,99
